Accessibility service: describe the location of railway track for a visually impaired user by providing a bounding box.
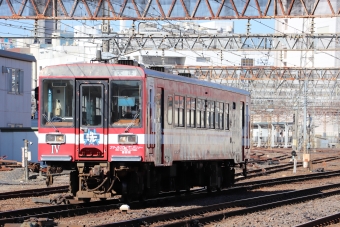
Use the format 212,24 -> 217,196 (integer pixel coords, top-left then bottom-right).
94,183 -> 340,227
295,213 -> 340,227
2,170 -> 340,226
0,186 -> 69,200
0,155 -> 337,202
236,155 -> 340,181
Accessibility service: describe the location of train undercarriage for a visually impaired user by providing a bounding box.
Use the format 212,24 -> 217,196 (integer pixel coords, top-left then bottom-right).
46,160 -> 246,201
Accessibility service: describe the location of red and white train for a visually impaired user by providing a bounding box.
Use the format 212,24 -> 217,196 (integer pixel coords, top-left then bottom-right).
38,61 -> 250,201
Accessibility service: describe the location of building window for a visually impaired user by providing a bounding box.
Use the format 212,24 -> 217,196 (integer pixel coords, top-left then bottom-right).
7,68 -> 23,94
241,58 -> 254,66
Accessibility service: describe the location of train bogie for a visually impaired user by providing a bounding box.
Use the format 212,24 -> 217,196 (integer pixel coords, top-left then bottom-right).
68,160 -> 237,200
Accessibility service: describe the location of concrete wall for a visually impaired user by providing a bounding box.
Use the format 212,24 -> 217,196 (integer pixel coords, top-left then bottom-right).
0,129 -> 38,162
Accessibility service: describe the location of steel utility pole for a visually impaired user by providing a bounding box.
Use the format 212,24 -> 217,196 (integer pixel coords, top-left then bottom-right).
23,139 -> 29,181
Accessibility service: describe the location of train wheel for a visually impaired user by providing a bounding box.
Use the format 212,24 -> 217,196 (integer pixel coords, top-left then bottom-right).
79,198 -> 91,203
242,166 -> 247,177
242,160 -> 248,177
121,195 -> 133,203
139,193 -> 147,204
229,168 -> 235,185
69,171 -> 79,196
224,167 -> 235,187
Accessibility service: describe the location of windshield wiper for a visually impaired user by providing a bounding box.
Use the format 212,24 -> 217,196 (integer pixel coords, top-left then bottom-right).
42,114 -> 59,132
124,110 -> 140,133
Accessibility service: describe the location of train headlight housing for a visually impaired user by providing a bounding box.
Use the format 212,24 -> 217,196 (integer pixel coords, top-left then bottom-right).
46,134 -> 66,144
118,134 -> 137,145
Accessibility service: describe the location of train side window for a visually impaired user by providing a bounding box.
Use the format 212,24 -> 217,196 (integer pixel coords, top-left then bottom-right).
211,101 -> 215,129
174,95 -> 185,127
196,99 -> 201,128
206,101 -> 210,128
186,97 -> 196,128
206,101 -> 214,129
167,96 -> 173,125
215,101 -> 219,129
225,103 -> 229,130
186,97 -> 190,127
191,97 -> 196,127
201,99 -> 206,128
215,102 -> 223,130
220,102 -> 224,129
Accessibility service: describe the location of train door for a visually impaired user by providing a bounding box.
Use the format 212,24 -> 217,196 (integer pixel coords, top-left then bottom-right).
147,79 -> 155,153
155,87 -> 164,165
76,80 -> 108,160
241,102 -> 249,160
244,104 -> 250,159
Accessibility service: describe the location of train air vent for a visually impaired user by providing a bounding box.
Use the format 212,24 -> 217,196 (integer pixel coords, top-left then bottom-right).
118,60 -> 138,66
149,66 -> 165,72
178,73 -> 191,78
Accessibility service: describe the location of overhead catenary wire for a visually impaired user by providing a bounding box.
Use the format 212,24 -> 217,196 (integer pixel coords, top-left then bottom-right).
1,0 -> 339,68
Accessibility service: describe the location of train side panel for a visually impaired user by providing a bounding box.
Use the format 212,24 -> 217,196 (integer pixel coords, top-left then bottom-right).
144,76 -> 250,165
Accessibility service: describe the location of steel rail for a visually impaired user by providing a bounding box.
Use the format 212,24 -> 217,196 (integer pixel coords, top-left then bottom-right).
235,156 -> 340,181
295,212 -> 340,227
2,170 -> 340,226
0,186 -> 69,200
93,183 -> 340,227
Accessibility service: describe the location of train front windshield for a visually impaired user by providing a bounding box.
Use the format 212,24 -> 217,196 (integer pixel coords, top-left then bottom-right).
40,79 -> 142,128
41,79 -> 74,126
111,80 -> 142,127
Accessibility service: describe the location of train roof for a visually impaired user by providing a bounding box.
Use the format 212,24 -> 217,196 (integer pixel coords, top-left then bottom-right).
40,63 -> 250,96
144,68 -> 250,96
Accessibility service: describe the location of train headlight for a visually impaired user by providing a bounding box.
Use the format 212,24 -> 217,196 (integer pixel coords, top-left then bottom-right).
46,134 -> 66,144
118,134 -> 137,145
56,135 -> 64,142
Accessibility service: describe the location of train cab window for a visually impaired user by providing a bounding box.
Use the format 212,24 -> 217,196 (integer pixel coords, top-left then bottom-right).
174,95 -> 184,127
207,101 -> 215,129
167,96 -> 173,125
111,80 -> 142,127
41,79 -> 74,127
186,97 -> 196,127
225,103 -> 229,130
